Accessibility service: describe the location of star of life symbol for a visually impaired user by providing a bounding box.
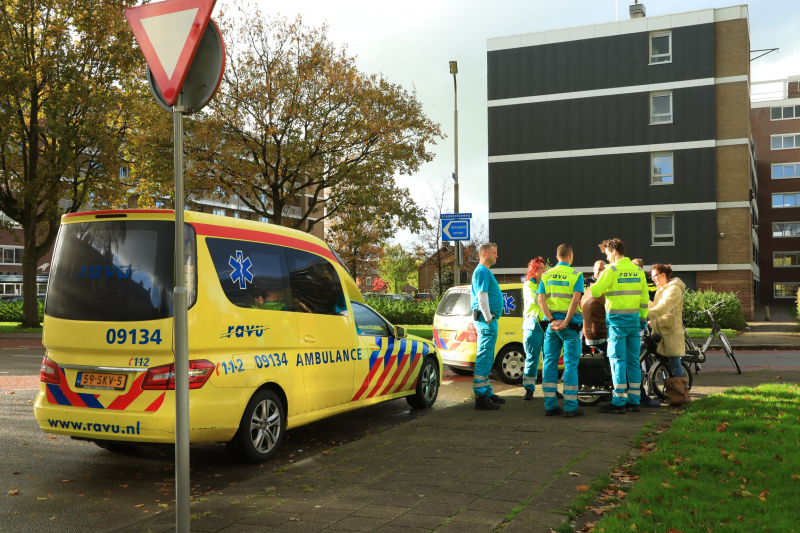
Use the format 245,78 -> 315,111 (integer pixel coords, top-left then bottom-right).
503,293 -> 516,314
229,251 -> 253,289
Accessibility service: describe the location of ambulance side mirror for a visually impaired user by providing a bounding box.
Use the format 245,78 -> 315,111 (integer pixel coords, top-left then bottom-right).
394,326 -> 406,338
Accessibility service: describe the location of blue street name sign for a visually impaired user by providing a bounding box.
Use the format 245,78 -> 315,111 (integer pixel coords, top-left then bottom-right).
442,219 -> 470,241
440,213 -> 471,220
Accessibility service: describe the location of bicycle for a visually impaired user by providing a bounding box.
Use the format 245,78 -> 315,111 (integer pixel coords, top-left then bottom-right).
640,328 -> 693,401
684,301 -> 741,374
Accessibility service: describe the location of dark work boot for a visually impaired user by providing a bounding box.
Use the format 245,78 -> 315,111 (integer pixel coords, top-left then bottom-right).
522,390 -> 534,401
545,406 -> 563,417
625,404 -> 641,412
475,396 -> 501,411
489,394 -> 506,404
598,404 -> 627,415
564,408 -> 585,418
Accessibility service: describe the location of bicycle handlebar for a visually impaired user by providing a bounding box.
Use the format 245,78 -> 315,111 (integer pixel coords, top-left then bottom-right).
690,301 -> 726,320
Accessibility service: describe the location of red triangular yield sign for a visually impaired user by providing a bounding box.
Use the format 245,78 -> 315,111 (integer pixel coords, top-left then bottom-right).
125,0 -> 216,106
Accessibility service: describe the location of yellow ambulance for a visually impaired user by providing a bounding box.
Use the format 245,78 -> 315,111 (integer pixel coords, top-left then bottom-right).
34,210 -> 440,462
433,283 -> 562,384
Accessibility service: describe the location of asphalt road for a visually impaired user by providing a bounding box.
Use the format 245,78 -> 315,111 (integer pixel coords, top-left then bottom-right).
1,349 -> 797,533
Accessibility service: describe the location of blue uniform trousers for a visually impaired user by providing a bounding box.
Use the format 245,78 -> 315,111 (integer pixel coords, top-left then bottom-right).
543,326 -> 580,412
473,318 -> 498,398
522,327 -> 544,392
607,325 -> 641,407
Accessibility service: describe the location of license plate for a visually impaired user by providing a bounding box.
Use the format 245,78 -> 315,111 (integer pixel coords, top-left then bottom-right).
440,330 -> 456,339
75,372 -> 127,390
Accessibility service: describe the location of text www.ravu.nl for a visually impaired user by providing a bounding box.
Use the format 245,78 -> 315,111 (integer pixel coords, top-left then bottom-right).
47,419 -> 140,434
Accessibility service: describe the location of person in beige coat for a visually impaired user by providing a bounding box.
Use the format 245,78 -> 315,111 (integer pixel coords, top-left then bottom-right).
647,263 -> 690,406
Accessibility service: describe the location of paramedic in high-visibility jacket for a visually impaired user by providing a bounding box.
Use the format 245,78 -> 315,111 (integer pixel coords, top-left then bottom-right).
537,244 -> 584,418
590,238 -> 650,414
470,243 -> 506,411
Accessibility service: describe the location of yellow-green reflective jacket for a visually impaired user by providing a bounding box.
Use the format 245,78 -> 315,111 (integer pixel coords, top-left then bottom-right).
589,257 -> 649,321
541,265 -> 583,315
522,278 -> 542,328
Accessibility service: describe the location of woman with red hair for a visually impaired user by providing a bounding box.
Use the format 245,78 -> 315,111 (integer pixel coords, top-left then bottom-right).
521,257 -> 547,401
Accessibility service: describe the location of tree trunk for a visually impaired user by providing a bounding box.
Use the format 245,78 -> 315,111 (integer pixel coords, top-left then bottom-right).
21,222 -> 40,328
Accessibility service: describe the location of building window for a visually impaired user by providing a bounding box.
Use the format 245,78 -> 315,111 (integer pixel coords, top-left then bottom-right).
37,283 -> 47,295
650,91 -> 672,124
774,283 -> 799,299
258,216 -> 270,224
773,252 -> 800,267
0,283 -> 21,296
773,222 -> 800,237
649,31 -> 671,64
366,277 -> 372,287
772,193 -> 800,208
0,247 -> 22,264
651,152 -> 673,184
119,166 -> 130,179
770,133 -> 800,150
212,208 -> 225,216
233,212 -> 240,219
772,163 -> 800,179
771,105 -> 800,121
652,213 -> 674,245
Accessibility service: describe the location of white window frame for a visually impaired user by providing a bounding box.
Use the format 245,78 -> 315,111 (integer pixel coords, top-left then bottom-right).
366,277 -> 372,287
652,213 -> 675,245
258,216 -> 270,224
771,163 -> 800,180
651,152 -> 674,185
773,283 -> 799,299
770,133 -> 800,150
650,91 -> 673,125
0,246 -> 22,265
773,222 -> 800,238
773,251 -> 800,267
649,31 -> 672,65
770,104 -> 800,121
772,192 -> 800,209
37,283 -> 47,296
212,208 -> 226,216
233,212 -> 240,219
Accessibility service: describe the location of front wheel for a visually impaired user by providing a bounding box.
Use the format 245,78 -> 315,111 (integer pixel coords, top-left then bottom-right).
718,332 -> 741,374
407,357 -> 439,409
492,345 -> 525,384
648,360 -> 693,401
577,385 -> 604,406
228,389 -> 285,463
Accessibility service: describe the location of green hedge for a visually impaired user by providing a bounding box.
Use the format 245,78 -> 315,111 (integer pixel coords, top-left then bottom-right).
0,300 -> 45,322
682,289 -> 746,330
364,298 -> 439,326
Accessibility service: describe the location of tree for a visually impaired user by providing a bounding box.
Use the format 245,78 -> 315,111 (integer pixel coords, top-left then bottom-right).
0,0 -> 140,326
429,265 -> 454,298
377,243 -> 417,294
371,278 -> 388,293
188,9 -> 442,233
413,177 -> 452,296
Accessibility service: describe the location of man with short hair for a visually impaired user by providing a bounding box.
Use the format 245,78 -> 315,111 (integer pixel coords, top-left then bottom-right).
590,238 -> 650,414
537,244 -> 584,418
470,243 -> 506,411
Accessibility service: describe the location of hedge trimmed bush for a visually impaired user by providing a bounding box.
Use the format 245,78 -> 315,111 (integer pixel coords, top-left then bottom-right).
0,300 -> 45,322
682,289 -> 746,330
364,297 -> 439,325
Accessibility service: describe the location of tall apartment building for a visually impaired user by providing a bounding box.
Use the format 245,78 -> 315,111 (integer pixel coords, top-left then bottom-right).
486,5 -> 758,318
751,78 -> 800,306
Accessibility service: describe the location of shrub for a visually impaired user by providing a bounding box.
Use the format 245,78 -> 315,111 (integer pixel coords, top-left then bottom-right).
682,289 -> 746,330
364,297 -> 439,325
792,292 -> 799,323
0,300 -> 45,322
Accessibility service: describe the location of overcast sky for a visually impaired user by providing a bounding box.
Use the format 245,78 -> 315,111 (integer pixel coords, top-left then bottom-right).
238,0 -> 799,244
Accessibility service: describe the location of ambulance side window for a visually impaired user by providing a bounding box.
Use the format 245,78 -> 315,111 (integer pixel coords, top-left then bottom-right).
352,302 -> 391,337
285,249 -> 347,316
205,238 -> 293,311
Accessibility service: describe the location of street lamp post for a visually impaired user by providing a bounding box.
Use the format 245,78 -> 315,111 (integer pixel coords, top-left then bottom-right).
449,60 -> 460,287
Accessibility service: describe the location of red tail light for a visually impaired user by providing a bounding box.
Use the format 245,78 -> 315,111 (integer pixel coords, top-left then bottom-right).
141,360 -> 215,390
40,357 -> 61,384
466,323 -> 477,343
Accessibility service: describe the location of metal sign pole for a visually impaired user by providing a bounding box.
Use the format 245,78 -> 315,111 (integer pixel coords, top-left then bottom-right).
173,92 -> 190,533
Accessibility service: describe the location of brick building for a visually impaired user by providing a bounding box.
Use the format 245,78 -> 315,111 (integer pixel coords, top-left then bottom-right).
751,78 -> 800,305
0,215 -> 52,298
486,4 -> 758,318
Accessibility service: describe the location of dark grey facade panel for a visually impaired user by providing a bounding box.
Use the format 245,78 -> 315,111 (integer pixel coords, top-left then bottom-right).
489,210 -> 718,270
487,85 -> 716,156
487,24 -> 715,101
488,148 -> 717,212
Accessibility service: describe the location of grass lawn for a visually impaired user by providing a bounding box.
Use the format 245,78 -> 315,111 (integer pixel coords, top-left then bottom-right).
586,383 -> 800,532
0,322 -> 42,333
402,325 -> 433,339
686,327 -> 738,339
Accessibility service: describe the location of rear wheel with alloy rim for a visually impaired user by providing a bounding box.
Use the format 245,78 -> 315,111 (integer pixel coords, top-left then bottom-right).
407,357 -> 439,409
492,344 -> 524,384
228,389 -> 285,463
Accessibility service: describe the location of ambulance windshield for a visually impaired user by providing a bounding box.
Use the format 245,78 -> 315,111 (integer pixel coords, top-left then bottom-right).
436,288 -> 472,317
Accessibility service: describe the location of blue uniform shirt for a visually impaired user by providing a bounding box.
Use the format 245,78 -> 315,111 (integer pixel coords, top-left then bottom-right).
537,262 -> 584,326
471,264 -> 503,318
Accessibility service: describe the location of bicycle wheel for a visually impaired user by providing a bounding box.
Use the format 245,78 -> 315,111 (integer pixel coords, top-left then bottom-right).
718,332 -> 741,374
648,362 -> 670,401
681,361 -> 693,390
